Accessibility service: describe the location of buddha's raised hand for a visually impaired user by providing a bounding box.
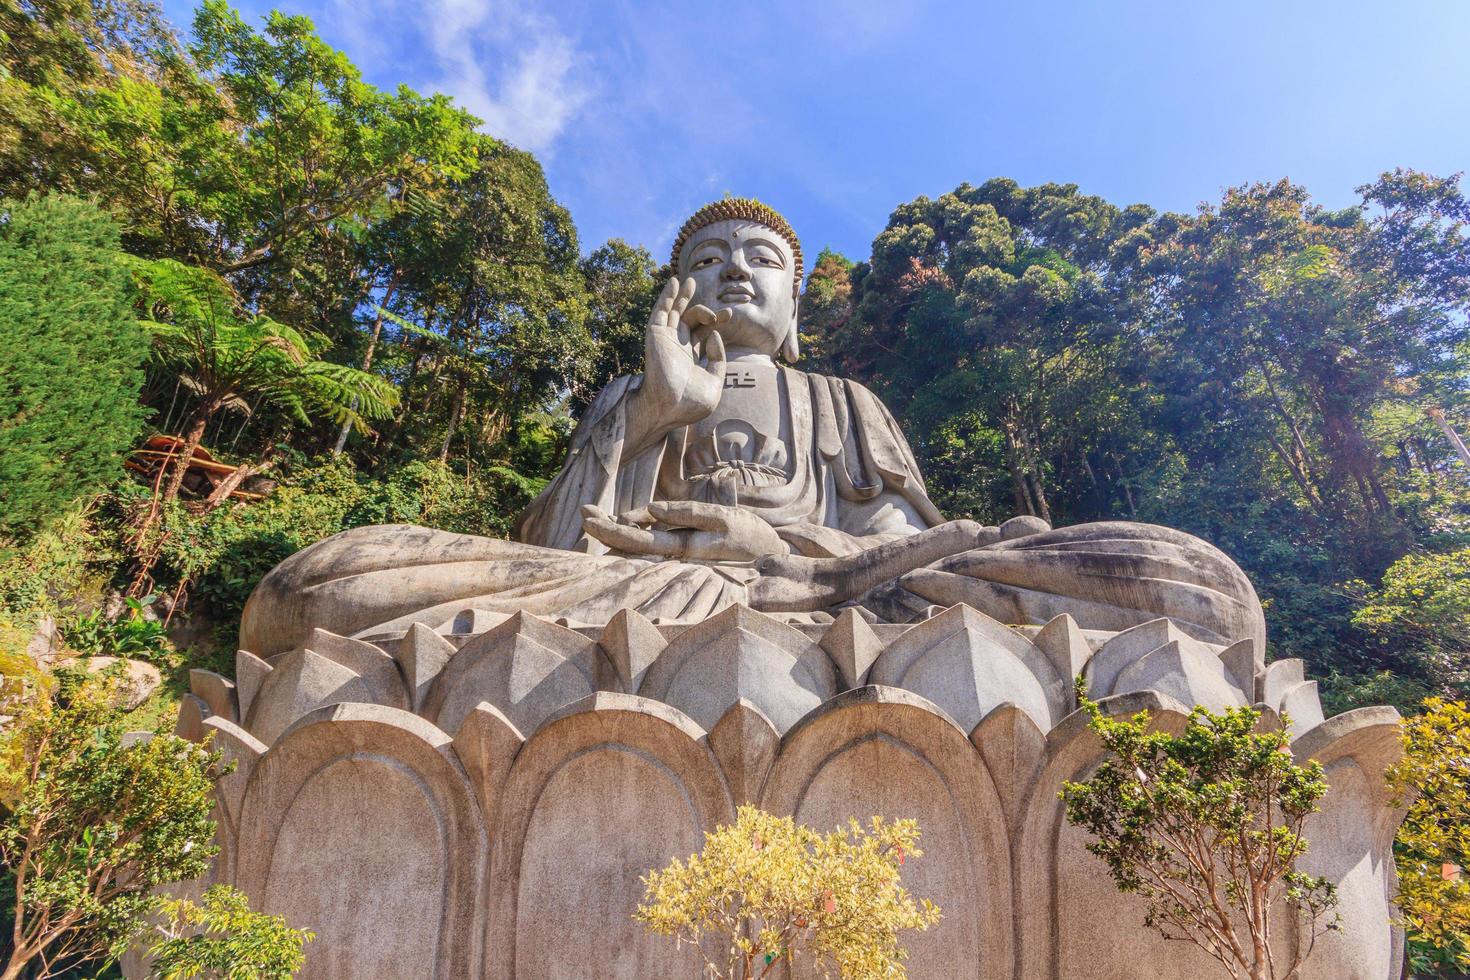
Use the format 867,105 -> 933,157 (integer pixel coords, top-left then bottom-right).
625,277 -> 729,454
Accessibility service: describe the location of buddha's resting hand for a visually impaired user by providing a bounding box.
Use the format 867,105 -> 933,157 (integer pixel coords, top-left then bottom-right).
624,277 -> 730,455
581,501 -> 788,562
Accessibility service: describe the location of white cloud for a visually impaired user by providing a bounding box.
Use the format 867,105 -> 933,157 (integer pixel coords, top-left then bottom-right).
329,0 -> 590,155
447,32 -> 586,155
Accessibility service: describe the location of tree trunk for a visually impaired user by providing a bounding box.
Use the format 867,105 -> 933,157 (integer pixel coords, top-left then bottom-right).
162,409 -> 212,504
2,953 -> 28,980
439,381 -> 466,464
1427,406 -> 1470,470
332,280 -> 398,455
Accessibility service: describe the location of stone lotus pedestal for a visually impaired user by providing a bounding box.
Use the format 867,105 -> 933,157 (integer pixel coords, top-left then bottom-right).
153,602 -> 1405,980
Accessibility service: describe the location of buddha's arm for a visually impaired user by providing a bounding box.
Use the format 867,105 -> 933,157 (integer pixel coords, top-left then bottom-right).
750,520 -> 995,612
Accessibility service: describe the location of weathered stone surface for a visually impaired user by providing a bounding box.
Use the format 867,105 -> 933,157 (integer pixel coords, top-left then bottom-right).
818,606 -> 884,690
764,687 -> 1013,980
154,602 -> 1406,980
233,704 -> 484,980
707,698 -> 779,806
242,649 -> 373,745
188,668 -> 237,722
422,612 -> 600,737
397,622 -> 455,711
638,605 -> 837,734
486,693 -> 729,979
69,656 -> 161,710
868,604 -> 1063,732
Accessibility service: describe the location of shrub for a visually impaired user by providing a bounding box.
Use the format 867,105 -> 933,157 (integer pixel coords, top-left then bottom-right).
0,195 -> 148,548
636,805 -> 940,979
1061,689 -> 1337,980
1387,697 -> 1470,974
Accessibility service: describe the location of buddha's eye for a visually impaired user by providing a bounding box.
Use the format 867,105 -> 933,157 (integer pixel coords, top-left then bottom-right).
692,255 -> 720,269
751,255 -> 782,267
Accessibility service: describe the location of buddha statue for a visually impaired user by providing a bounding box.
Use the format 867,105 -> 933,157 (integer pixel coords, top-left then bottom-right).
206,203 -> 1406,980
241,199 -> 1265,661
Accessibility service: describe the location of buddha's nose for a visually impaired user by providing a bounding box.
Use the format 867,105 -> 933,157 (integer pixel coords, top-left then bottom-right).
723,255 -> 751,280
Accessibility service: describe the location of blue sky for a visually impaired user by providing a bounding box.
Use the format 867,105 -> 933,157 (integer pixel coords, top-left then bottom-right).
159,0 -> 1470,264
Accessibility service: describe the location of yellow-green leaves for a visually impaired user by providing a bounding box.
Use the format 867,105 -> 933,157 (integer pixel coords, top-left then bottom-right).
1387,697 -> 1470,972
635,805 -> 940,979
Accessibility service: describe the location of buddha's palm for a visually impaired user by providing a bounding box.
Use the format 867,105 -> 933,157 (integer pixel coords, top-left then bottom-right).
632,277 -> 728,452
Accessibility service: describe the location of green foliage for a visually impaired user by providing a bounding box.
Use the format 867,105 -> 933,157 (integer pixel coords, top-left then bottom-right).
61,595 -> 170,664
1387,698 -> 1470,973
1351,548 -> 1470,697
0,505 -> 119,622
0,195 -> 148,546
797,247 -> 855,368
1061,689 -> 1337,980
575,238 -> 659,408
808,173 -> 1470,706
635,805 -> 940,979
129,256 -> 399,498
132,456 -> 543,622
146,884 -> 312,979
0,683 -> 222,977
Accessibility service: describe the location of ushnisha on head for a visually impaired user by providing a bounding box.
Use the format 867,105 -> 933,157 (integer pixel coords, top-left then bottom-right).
672,199 -> 802,362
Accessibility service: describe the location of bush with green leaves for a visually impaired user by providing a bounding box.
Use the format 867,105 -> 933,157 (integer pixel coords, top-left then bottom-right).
1351,548 -> 1470,698
1061,689 -> 1337,980
62,595 -> 171,664
1387,697 -> 1470,974
138,456 -> 545,623
0,676 -> 311,980
0,195 -> 148,548
146,883 -> 313,980
0,683 -> 220,979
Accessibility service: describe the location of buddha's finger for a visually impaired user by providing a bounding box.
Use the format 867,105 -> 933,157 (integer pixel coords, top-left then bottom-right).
684,305 -> 731,327
683,303 -> 718,326
646,500 -> 736,532
701,329 -> 726,374
582,514 -> 662,554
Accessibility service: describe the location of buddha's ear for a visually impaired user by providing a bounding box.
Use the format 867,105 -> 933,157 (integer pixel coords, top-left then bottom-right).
782,302 -> 800,363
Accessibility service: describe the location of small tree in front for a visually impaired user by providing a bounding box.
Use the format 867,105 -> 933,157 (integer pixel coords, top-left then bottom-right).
0,680 -> 310,979
1061,689 -> 1338,980
1387,697 -> 1470,974
635,805 -> 940,979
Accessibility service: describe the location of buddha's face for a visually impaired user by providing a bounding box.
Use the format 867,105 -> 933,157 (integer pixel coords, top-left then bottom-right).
679,218 -> 798,357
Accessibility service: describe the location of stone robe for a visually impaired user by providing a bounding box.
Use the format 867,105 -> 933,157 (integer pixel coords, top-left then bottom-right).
240,371 -> 1266,660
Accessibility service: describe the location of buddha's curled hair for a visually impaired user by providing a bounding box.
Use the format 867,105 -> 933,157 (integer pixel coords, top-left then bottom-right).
671,198 -> 803,299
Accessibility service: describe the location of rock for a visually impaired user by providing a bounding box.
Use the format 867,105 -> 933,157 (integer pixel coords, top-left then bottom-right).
25,615 -> 60,666
70,657 -> 162,710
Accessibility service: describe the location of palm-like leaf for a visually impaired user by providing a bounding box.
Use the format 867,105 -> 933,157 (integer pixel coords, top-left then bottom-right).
128,257 -> 399,432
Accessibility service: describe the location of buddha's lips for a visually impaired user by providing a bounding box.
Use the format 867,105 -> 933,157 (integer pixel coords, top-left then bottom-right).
718,287 -> 755,303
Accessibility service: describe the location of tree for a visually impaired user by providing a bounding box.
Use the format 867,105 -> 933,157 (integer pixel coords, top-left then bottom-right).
1351,548 -> 1470,699
1386,698 -> 1470,974
842,179 -> 1156,524
182,0 -> 478,280
635,805 -> 940,980
1134,174 -> 1470,573
1061,691 -> 1338,980
128,257 -> 398,503
383,140 -> 589,465
796,247 -> 855,370
575,238 -> 658,410
0,195 -> 148,546
146,883 -> 312,979
0,684 -> 220,980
